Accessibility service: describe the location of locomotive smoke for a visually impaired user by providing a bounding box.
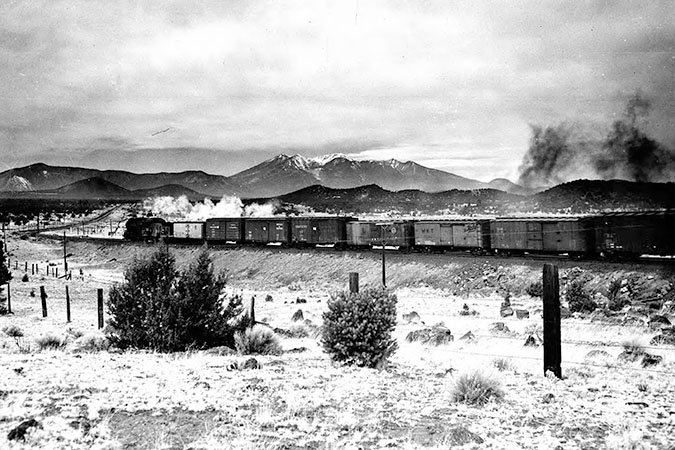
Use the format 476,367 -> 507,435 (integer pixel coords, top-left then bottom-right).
518,92 -> 675,188
144,195 -> 278,220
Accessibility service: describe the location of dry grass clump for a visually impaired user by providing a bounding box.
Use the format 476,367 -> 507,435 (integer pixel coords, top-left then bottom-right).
492,357 -> 514,372
3,325 -> 31,352
451,369 -> 504,406
35,333 -> 66,351
235,325 -> 283,356
74,332 -> 111,352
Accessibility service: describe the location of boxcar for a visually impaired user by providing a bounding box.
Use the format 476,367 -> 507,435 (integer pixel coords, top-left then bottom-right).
414,219 -> 490,251
594,211 -> 675,258
490,217 -> 594,256
123,217 -> 170,242
380,220 -> 415,249
346,221 -> 380,247
171,222 -> 206,241
243,217 -> 291,245
346,220 -> 414,249
205,217 -> 245,244
290,216 -> 353,247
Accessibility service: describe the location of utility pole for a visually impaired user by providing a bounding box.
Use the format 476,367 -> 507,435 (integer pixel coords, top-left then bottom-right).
381,237 -> 386,287
63,231 -> 68,272
377,222 -> 393,288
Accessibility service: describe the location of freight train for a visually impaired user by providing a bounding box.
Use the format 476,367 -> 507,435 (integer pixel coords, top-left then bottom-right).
123,211 -> 675,260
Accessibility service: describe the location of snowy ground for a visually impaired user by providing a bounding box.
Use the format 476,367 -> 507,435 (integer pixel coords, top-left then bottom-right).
0,235 -> 674,449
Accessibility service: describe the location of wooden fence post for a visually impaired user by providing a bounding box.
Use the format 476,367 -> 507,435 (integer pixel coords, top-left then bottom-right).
543,263 -> 562,378
31,264 -> 34,275
25,261 -> 27,272
65,285 -> 71,323
55,268 -> 58,278
40,286 -> 48,318
349,272 -> 359,293
97,289 -> 104,329
6,283 -> 10,314
249,296 -> 255,328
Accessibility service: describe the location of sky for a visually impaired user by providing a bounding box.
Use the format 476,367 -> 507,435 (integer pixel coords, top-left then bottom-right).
1,0 -> 674,182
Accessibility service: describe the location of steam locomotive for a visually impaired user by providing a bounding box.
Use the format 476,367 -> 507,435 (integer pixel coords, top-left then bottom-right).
123,211 -> 675,260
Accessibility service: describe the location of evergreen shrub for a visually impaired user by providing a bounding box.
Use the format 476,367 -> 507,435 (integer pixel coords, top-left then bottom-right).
107,246 -> 247,352
321,287 -> 398,368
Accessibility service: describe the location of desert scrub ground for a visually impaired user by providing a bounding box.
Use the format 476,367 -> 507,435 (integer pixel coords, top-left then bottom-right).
0,235 -> 674,449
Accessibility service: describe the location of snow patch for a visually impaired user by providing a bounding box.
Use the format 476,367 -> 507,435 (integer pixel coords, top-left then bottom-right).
4,175 -> 34,191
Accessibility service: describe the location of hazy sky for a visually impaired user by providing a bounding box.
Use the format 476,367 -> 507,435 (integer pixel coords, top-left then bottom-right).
1,0 -> 674,181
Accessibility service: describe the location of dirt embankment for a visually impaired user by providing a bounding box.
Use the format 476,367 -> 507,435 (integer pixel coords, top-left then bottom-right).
24,236 -> 675,318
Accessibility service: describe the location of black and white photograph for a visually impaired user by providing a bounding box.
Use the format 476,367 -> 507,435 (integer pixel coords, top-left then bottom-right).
1,1 -> 674,448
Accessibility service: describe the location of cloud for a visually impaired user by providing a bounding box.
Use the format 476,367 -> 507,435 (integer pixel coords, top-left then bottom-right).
1,0 -> 674,182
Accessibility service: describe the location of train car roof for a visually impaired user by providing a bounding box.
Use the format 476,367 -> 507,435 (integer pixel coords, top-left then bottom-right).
492,216 -> 591,222
599,210 -> 675,217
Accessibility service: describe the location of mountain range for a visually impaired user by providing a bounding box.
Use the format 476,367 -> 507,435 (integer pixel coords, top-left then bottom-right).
0,154 -> 531,199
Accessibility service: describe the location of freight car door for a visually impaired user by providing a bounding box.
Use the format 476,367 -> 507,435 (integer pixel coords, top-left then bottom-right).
439,224 -> 453,246
525,222 -> 543,251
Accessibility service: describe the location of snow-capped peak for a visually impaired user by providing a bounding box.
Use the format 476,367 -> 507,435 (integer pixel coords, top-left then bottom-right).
310,153 -> 350,165
272,154 -> 311,170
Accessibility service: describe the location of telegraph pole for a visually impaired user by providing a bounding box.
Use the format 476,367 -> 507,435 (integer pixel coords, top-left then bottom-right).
381,237 -> 386,287
63,231 -> 68,272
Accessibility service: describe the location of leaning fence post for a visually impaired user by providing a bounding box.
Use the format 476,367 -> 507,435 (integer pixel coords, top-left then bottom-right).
65,285 -> 71,323
543,263 -> 562,378
97,289 -> 104,329
349,272 -> 359,293
40,286 -> 48,318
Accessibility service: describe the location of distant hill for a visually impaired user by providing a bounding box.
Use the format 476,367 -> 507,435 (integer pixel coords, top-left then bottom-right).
529,180 -> 675,213
0,163 -> 236,197
274,184 -> 524,215
8,177 -> 211,201
0,155 -> 519,199
53,177 -> 130,198
230,154 -> 496,197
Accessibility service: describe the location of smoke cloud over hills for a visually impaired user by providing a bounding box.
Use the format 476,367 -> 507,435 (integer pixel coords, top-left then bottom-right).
518,93 -> 675,188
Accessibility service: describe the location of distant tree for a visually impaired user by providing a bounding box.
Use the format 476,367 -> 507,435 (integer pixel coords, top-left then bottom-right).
0,244 -> 11,314
0,244 -> 11,287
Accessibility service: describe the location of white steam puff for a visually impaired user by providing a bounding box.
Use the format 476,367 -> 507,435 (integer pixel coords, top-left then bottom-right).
144,195 -> 277,220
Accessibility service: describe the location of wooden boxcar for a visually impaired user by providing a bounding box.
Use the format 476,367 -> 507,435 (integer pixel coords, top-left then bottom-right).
490,217 -> 594,256
171,222 -> 206,241
123,217 -> 170,242
380,220 -> 415,249
205,217 -> 245,244
594,211 -> 675,258
346,221 -> 380,247
414,219 -> 491,251
243,217 -> 291,245
290,216 -> 353,247
346,220 -> 414,249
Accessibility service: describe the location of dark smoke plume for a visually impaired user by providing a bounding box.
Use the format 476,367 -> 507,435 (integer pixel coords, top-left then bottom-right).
518,92 -> 675,188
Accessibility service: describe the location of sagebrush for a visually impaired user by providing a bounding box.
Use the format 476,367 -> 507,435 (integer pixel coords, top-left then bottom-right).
566,280 -> 597,313
321,287 -> 398,368
107,246 -> 248,352
35,333 -> 66,351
